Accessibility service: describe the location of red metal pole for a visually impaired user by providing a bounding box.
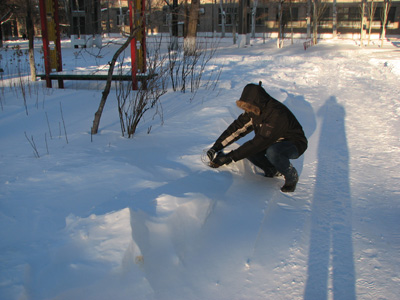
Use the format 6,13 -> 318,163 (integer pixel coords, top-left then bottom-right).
39,0 -> 52,88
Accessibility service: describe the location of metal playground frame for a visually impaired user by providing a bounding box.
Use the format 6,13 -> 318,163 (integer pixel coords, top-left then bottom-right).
38,0 -> 147,90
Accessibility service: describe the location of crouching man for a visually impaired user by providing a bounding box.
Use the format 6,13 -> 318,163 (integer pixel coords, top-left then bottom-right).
207,83 -> 307,193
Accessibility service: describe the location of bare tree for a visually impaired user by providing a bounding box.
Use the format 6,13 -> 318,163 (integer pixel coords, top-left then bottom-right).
311,0 -> 327,45
367,0 -> 377,45
230,0 -> 237,44
164,0 -> 180,50
276,0 -> 296,47
306,0 -> 312,38
184,0 -> 200,56
277,0 -> 284,48
26,0 -> 36,81
288,0 -> 295,44
251,0 -> 258,38
332,0 -> 337,37
238,0 -> 249,47
360,0 -> 367,44
0,2 -> 17,48
219,0 -> 227,37
117,54 -> 168,137
91,29 -> 139,135
380,0 -> 392,47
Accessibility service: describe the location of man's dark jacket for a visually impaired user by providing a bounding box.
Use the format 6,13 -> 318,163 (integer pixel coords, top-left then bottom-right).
212,84 -> 308,162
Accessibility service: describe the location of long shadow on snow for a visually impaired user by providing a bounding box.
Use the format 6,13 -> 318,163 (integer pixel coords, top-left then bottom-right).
282,90 -> 317,175
304,96 -> 356,300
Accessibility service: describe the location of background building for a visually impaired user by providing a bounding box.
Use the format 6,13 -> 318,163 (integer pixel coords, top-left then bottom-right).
0,0 -> 399,42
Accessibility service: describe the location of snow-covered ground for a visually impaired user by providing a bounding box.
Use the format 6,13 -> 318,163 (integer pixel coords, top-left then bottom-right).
0,36 -> 399,300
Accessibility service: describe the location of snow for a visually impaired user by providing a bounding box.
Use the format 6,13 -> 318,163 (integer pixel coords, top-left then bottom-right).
1,36 -> 400,300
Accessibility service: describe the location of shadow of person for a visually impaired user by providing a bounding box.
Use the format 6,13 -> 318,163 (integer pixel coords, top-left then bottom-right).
282,90 -> 316,176
304,96 -> 356,300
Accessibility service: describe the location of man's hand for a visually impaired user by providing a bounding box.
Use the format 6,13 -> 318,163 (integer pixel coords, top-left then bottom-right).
207,148 -> 217,161
210,152 -> 232,168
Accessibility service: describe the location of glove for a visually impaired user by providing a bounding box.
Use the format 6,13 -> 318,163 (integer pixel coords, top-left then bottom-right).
207,147 -> 217,161
210,152 -> 233,168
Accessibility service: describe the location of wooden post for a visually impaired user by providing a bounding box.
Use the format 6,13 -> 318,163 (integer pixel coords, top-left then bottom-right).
39,0 -> 63,88
129,0 -> 147,90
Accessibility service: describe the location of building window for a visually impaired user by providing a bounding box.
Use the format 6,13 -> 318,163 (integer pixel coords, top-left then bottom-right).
72,16 -> 86,35
117,8 -> 129,26
338,7 -> 360,22
163,6 -> 170,26
320,7 -> 330,22
256,7 -> 268,25
284,7 -> 299,22
374,7 -> 396,23
219,7 -> 238,26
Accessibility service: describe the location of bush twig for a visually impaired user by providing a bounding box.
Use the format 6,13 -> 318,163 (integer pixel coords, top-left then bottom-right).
24,131 -> 40,158
59,102 -> 68,144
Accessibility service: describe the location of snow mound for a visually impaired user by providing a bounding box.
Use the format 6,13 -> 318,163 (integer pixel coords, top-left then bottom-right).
65,208 -> 139,270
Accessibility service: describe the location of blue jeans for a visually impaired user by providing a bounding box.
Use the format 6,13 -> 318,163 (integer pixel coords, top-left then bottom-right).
248,141 -> 299,176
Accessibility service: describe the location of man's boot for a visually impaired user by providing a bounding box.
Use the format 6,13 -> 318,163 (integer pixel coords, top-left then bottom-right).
281,165 -> 298,192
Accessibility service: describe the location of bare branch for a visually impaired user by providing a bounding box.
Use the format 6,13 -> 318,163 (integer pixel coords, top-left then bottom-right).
91,27 -> 140,135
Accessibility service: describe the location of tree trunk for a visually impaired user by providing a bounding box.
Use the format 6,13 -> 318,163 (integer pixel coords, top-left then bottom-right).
184,0 -> 200,56
360,0 -> 366,45
306,0 -> 311,39
332,0 -> 337,37
106,0 -> 111,35
119,0 -> 125,35
184,0 -> 189,37
251,0 -> 258,38
313,0 -> 318,45
0,24 -> 3,48
232,12 -> 237,44
380,0 -> 391,47
26,0 -> 36,81
219,0 -> 226,38
289,2 -> 294,45
91,29 -> 138,135
368,0 -> 375,46
170,0 -> 179,50
277,0 -> 283,48
238,0 -> 248,47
